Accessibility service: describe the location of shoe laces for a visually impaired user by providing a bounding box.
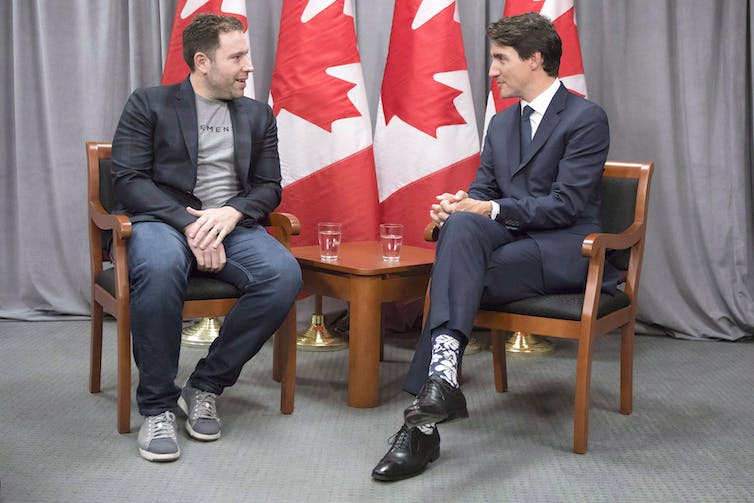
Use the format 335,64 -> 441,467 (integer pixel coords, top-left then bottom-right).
190,389 -> 218,421
387,425 -> 411,449
147,411 -> 176,440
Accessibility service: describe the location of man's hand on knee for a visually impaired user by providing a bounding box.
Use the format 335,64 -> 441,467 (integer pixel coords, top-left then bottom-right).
188,240 -> 227,272
185,206 -> 243,250
431,190 -> 467,226
430,190 -> 492,226
453,197 -> 492,217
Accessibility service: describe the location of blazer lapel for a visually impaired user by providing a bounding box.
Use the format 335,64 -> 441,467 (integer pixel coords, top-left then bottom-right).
175,78 -> 198,169
228,100 -> 251,184
514,84 -> 568,175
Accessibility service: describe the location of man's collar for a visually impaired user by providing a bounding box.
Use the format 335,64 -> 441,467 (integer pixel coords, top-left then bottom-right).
521,78 -> 561,116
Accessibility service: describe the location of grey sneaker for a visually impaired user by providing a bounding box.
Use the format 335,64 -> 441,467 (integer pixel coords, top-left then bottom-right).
137,411 -> 180,462
178,384 -> 222,441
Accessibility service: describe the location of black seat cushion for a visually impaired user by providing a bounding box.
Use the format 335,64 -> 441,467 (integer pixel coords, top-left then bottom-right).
480,291 -> 631,321
96,268 -> 240,300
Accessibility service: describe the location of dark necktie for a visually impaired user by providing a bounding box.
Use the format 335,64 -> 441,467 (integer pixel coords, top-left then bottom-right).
520,105 -> 533,155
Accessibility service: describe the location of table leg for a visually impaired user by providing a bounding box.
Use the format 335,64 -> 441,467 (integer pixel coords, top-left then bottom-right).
347,275 -> 382,407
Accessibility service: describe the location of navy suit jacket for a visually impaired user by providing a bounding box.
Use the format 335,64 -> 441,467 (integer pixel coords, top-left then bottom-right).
469,83 -> 618,292
111,77 -> 282,232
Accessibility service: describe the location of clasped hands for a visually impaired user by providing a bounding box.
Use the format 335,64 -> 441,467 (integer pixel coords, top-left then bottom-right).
430,190 -> 492,227
184,206 -> 243,272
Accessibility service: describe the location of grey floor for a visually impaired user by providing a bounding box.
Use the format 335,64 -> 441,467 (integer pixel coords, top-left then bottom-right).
1,319 -> 752,502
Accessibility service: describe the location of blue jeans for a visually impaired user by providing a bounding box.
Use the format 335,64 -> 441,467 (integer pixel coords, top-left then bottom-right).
124,222 -> 302,416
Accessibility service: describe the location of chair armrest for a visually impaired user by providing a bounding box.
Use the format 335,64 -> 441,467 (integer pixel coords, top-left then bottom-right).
581,222 -> 644,258
265,212 -> 301,236
89,201 -> 132,239
424,222 -> 440,242
261,212 -> 301,249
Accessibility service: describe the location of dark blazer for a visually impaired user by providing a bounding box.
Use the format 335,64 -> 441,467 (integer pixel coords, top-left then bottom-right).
469,83 -> 617,292
111,77 -> 282,231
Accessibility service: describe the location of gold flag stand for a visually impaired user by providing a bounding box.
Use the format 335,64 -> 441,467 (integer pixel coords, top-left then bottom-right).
505,331 -> 554,355
181,317 -> 221,348
297,295 -> 348,351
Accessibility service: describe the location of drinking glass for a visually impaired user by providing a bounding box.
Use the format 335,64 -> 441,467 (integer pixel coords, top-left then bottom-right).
379,223 -> 403,261
318,222 -> 342,261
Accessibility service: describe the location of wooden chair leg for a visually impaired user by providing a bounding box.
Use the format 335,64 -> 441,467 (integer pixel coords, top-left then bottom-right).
89,301 -> 104,393
272,327 -> 283,383
117,315 -> 131,434
280,306 -> 297,415
573,335 -> 594,454
490,329 -> 508,392
620,321 -> 635,415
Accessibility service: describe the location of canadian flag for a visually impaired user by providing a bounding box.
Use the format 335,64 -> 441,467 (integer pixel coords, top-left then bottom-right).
162,0 -> 255,98
270,0 -> 380,245
484,0 -> 587,128
374,0 -> 479,247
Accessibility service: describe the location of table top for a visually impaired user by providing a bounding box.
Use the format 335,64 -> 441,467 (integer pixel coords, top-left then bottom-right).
291,241 -> 435,276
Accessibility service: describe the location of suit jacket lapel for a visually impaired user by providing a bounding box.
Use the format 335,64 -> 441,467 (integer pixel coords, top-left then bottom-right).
176,78 -> 198,169
514,83 -> 568,175
228,100 -> 251,184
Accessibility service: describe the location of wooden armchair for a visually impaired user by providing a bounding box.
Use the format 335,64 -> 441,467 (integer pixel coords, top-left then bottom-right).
423,160 -> 654,453
86,141 -> 300,433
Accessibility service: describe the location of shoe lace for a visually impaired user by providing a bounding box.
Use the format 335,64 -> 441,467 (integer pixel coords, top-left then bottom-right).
387,425 -> 411,449
148,411 -> 176,440
191,390 -> 218,421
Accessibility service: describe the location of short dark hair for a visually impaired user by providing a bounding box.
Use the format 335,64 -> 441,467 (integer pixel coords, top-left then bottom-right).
182,13 -> 244,71
486,12 -> 562,77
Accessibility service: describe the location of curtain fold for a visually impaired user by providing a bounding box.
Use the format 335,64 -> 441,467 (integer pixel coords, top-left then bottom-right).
1,0 -> 751,341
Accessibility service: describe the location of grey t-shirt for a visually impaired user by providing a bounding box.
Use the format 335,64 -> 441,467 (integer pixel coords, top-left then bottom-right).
193,94 -> 241,209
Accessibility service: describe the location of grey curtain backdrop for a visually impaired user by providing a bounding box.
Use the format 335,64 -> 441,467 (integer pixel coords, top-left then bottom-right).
1,0 -> 752,341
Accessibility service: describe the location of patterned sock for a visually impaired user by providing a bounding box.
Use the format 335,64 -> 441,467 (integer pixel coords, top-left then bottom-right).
428,333 -> 461,388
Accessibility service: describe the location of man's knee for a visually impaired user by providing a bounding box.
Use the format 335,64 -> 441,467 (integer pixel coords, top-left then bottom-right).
253,251 -> 302,301
438,212 -> 492,247
276,253 -> 303,298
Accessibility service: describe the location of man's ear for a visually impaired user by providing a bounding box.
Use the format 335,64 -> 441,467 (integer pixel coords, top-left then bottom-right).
194,52 -> 210,73
528,51 -> 544,69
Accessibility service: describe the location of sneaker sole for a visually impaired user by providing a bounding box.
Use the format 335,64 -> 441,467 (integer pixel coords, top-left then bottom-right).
139,447 -> 180,462
178,396 -> 222,441
185,420 -> 221,441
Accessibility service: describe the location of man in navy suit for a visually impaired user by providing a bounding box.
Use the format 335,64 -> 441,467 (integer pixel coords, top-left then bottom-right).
373,12 -> 613,481
111,14 -> 301,462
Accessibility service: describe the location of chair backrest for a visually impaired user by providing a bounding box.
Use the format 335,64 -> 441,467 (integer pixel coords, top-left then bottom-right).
86,142 -> 115,256
601,161 -> 653,271
98,158 -> 117,214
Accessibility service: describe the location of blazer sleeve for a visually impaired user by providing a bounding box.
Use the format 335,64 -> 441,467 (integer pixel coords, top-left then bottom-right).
224,104 -> 282,224
111,88 -> 197,231
495,104 -> 609,230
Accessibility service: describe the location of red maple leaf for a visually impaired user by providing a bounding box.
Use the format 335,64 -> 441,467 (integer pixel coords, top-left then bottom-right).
270,0 -> 361,132
162,0 -> 249,86
381,0 -> 469,138
553,7 -> 585,77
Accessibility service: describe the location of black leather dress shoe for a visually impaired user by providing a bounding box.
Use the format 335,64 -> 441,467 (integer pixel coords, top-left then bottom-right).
404,374 -> 468,427
371,425 -> 440,482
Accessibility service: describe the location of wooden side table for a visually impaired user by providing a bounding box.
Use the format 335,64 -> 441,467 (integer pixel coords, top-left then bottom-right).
291,241 -> 435,408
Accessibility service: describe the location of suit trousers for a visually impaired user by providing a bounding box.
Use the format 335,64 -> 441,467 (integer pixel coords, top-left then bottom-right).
403,212 -> 546,395
124,222 -> 302,416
